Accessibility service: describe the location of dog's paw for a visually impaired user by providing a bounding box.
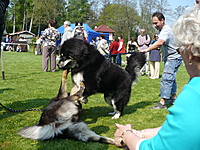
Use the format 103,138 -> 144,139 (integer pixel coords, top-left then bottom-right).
108,111 -> 121,119
79,97 -> 88,104
111,113 -> 120,119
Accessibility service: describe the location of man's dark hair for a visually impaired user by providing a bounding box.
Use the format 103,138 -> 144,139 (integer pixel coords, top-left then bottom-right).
152,12 -> 165,21
75,21 -> 83,26
113,37 -> 118,42
118,35 -> 123,39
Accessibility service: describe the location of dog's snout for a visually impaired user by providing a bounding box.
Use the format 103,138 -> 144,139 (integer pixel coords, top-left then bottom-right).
57,61 -> 65,69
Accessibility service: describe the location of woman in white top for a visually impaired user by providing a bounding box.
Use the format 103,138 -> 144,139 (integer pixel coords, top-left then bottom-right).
126,37 -> 138,53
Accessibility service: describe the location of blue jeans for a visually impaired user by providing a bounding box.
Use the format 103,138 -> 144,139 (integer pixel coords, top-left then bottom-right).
116,53 -> 122,65
160,58 -> 182,99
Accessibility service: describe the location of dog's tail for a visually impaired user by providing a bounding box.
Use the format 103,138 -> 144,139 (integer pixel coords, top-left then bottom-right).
17,123 -> 62,141
18,121 -> 115,144
125,52 -> 146,81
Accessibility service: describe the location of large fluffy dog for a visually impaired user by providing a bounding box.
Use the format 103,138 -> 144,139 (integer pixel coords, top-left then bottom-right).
58,38 -> 146,119
18,70 -> 114,144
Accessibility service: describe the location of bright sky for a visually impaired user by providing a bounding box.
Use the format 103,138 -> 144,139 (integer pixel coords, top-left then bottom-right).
165,0 -> 194,26
168,0 -> 194,9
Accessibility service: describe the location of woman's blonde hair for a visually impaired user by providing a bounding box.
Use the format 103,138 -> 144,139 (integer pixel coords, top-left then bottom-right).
172,6 -> 200,57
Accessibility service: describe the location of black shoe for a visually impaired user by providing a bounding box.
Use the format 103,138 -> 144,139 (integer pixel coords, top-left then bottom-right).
165,99 -> 175,105
150,102 -> 167,109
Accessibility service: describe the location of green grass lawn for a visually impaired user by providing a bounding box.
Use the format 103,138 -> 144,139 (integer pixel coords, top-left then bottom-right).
0,50 -> 189,150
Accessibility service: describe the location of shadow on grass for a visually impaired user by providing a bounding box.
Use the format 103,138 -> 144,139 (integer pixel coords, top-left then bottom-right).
124,101 -> 156,115
37,137 -> 111,150
0,88 -> 15,94
80,100 -> 156,124
81,106 -> 113,124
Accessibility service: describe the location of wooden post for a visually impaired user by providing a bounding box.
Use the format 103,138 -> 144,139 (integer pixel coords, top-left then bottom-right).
1,43 -> 5,80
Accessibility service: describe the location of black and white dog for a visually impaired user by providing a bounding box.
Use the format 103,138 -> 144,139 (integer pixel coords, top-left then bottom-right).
58,38 -> 146,119
18,70 -> 114,144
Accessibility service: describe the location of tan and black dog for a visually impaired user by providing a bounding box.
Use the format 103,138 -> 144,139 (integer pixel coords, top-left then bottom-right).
18,70 -> 114,144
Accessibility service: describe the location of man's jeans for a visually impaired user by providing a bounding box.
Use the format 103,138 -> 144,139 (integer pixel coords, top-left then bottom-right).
160,58 -> 182,99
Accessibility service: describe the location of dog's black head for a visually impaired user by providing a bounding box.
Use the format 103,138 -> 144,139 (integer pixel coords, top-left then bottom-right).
57,38 -> 91,70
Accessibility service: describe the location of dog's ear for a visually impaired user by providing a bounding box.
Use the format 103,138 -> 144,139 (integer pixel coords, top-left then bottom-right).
78,42 -> 90,60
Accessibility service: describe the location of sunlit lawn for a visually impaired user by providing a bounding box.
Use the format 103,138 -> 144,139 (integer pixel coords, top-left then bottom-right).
0,50 -> 188,150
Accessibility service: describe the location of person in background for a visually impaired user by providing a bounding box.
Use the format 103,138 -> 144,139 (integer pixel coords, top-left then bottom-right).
4,34 -> 9,48
8,35 -> 13,43
90,37 -> 96,47
126,37 -> 138,62
71,21 -> 88,41
41,20 -> 60,72
110,37 -> 119,63
126,37 -> 138,53
138,28 -> 151,76
149,33 -> 161,79
114,6 -> 200,150
140,12 -> 182,109
95,36 -> 100,48
116,35 -> 125,65
16,44 -> 21,52
5,35 -> 13,51
117,35 -> 125,53
60,21 -> 73,45
36,36 -> 42,55
97,34 -> 109,56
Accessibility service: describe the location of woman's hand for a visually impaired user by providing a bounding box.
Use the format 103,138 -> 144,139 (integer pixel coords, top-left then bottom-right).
114,124 -> 132,147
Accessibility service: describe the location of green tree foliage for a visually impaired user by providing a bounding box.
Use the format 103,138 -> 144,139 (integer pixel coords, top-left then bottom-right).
6,0 -> 67,35
98,1 -> 140,42
67,0 -> 91,23
138,0 -> 173,39
4,0 -> 186,41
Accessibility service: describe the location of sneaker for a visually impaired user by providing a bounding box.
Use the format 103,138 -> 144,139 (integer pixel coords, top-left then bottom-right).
150,102 -> 167,109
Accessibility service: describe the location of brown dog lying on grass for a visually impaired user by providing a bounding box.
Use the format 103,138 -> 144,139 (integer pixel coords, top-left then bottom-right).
18,70 -> 114,144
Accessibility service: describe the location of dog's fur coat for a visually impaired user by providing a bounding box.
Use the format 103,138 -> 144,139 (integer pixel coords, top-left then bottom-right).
58,38 -> 146,119
18,70 -> 114,144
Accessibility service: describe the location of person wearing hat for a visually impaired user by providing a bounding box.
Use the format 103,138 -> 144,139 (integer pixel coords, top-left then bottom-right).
60,21 -> 73,45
